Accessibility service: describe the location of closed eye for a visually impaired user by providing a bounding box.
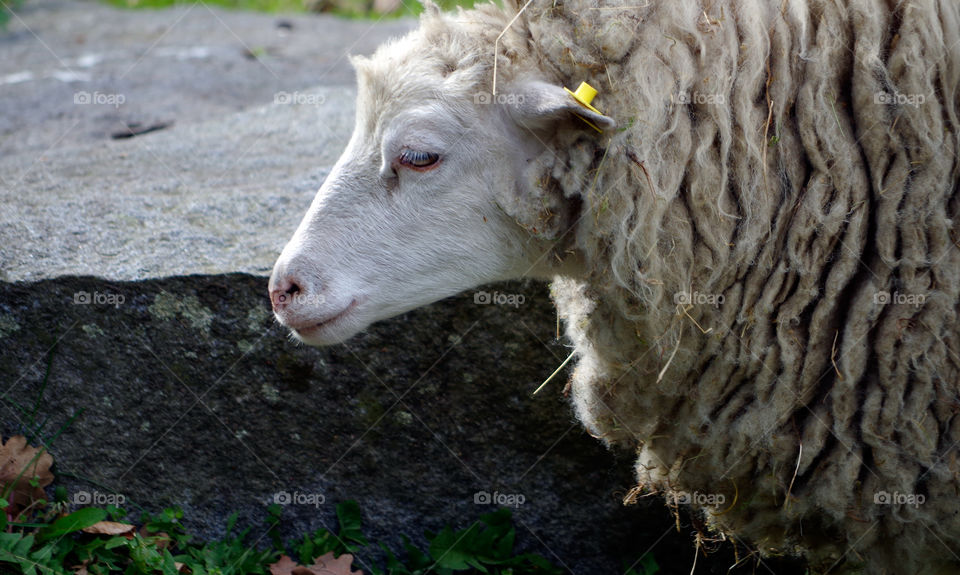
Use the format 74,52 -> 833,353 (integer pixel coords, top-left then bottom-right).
398,148 -> 441,171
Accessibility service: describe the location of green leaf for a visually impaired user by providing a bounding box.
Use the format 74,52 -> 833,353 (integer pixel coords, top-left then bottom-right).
379,542 -> 412,575
428,525 -> 480,571
129,535 -> 165,572
161,549 -> 179,575
225,512 -> 239,535
400,534 -> 431,571
625,553 -> 660,575
105,537 -> 128,550
105,504 -> 126,521
336,501 -> 361,533
639,553 -> 660,575
295,528 -> 338,564
493,526 -> 515,560
336,500 -> 369,549
478,508 -> 511,528
39,508 -> 107,540
0,533 -> 63,575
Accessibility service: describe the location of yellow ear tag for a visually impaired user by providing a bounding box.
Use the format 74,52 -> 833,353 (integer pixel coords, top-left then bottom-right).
563,81 -> 604,132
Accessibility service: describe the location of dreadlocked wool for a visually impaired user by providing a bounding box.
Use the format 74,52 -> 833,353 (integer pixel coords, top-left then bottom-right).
357,1 -> 960,572
513,1 -> 960,571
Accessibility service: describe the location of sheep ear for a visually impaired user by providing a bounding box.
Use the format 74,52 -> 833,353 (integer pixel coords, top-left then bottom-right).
509,80 -> 615,132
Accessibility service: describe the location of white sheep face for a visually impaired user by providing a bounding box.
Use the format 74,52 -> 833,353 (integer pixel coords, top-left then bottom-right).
271,111 -> 527,344
269,33 -> 613,346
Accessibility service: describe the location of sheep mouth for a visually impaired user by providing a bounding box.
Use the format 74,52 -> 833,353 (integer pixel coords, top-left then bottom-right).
291,299 -> 360,337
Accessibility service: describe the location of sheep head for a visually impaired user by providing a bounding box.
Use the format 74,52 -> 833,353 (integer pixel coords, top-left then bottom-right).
269,9 -> 613,345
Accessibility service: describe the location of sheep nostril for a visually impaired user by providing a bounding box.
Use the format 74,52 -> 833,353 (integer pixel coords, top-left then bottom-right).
270,277 -> 302,312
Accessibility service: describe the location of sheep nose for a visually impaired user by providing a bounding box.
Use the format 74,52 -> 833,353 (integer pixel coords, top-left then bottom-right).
269,275 -> 302,312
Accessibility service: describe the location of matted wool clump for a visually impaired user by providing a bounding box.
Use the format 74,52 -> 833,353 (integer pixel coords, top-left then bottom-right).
449,1 -> 960,571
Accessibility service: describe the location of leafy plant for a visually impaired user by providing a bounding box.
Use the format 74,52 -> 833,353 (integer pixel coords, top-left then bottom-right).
376,508 -> 562,575
293,499 -> 369,566
0,479 -> 561,574
175,512 -> 277,575
0,433 -> 563,574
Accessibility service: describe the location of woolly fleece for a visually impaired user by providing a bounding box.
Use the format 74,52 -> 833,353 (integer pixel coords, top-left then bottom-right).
366,1 -> 960,572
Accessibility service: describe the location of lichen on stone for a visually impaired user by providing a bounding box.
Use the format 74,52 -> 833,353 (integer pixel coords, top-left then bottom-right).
148,292 -> 213,332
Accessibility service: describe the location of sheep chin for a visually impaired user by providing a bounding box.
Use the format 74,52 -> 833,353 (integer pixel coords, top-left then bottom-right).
286,299 -> 364,346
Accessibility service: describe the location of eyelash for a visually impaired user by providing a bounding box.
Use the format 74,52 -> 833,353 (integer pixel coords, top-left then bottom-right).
398,149 -> 441,171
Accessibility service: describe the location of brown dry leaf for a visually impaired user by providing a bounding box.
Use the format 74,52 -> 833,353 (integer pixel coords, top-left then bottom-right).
303,552 -> 363,575
269,555 -> 300,575
153,531 -> 173,550
0,435 -> 54,509
269,553 -> 363,575
82,521 -> 136,535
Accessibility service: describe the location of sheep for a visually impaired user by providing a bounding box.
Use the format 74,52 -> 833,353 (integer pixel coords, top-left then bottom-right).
268,1 -> 960,572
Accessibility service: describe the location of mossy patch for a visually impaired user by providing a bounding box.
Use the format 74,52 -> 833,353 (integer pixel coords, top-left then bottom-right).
237,339 -> 256,354
149,292 -> 214,332
82,323 -> 106,338
0,313 -> 21,338
261,382 -> 281,405
246,305 -> 272,333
